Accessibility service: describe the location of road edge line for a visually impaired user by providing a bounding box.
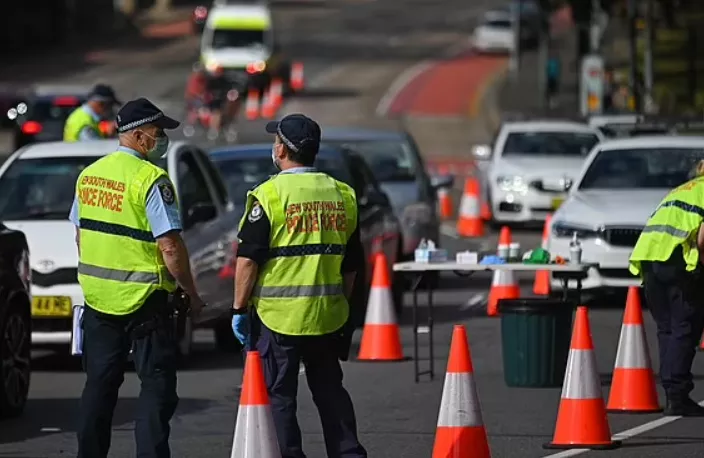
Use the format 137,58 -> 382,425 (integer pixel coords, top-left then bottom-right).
375,60 -> 433,118
467,59 -> 509,120
540,400 -> 704,458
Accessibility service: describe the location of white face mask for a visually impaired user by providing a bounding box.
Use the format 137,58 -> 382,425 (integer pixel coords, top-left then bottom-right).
271,144 -> 280,171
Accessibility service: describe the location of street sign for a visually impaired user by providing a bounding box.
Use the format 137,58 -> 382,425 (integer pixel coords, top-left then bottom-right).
580,54 -> 605,116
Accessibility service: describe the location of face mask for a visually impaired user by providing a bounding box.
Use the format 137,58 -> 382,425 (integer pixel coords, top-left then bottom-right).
271,144 -> 280,171
143,133 -> 169,162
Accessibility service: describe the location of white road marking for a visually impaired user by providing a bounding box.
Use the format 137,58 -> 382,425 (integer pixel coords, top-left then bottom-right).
40,427 -> 61,433
541,400 -> 704,457
299,364 -> 305,376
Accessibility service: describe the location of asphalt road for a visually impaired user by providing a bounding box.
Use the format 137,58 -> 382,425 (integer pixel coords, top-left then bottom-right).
3,0 -> 704,457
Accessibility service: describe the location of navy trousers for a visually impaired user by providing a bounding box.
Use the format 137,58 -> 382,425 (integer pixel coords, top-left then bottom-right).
255,323 -> 367,458
642,249 -> 704,400
77,291 -> 179,458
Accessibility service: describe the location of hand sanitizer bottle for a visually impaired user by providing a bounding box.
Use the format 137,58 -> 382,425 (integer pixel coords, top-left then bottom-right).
569,232 -> 582,265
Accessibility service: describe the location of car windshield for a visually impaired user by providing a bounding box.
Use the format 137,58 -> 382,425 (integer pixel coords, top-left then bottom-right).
326,140 -> 417,182
213,155 -> 352,204
485,19 -> 512,28
211,29 -> 265,49
26,99 -> 84,122
0,156 -> 98,220
579,148 -> 704,190
502,131 -> 600,156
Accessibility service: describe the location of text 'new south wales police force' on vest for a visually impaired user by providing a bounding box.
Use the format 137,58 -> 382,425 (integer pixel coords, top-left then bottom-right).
286,200 -> 347,234
78,175 -> 126,213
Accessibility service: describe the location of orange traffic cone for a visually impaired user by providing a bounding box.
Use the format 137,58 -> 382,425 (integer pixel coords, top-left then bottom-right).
438,187 -> 454,220
290,62 -> 304,91
606,287 -> 661,413
456,177 -> 484,237
270,78 -> 284,109
480,200 -> 492,221
245,89 -> 260,121
432,325 -> 491,458
261,88 -> 276,119
231,351 -> 281,458
544,306 -> 621,450
357,253 -> 404,361
699,332 -> 704,351
533,214 -> 553,296
487,226 -> 519,316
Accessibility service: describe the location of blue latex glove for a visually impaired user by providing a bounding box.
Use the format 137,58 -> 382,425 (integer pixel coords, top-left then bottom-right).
232,314 -> 249,347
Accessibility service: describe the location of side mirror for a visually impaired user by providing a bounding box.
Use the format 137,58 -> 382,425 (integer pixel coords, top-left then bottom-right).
430,174 -> 454,189
184,202 -> 217,229
471,144 -> 492,160
359,189 -> 390,208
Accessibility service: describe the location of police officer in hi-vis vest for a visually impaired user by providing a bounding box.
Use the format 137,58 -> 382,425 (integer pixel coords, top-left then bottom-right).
68,98 -> 205,457
630,171 -> 704,417
232,114 -> 368,458
64,84 -> 120,142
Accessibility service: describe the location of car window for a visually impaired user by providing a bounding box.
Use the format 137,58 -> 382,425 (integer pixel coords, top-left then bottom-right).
326,139 -> 417,182
578,148 -> 704,190
0,156 -> 97,220
211,29 -> 265,49
195,149 -> 229,207
346,154 -> 378,198
177,151 -> 216,219
24,97 -> 85,122
502,131 -> 600,157
485,19 -> 512,28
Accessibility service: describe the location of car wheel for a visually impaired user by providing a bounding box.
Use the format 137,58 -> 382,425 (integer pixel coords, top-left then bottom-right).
214,317 -> 242,353
0,280 -> 30,419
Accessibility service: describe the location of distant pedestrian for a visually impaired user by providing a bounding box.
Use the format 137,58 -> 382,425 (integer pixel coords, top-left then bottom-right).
64,84 -> 120,142
546,52 -> 561,109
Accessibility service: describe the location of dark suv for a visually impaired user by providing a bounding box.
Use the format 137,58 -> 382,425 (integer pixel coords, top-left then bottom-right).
0,222 -> 31,418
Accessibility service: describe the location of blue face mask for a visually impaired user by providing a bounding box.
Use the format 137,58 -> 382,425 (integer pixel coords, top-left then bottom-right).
145,133 -> 169,162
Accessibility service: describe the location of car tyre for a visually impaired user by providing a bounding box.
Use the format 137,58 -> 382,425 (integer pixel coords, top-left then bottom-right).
214,317 -> 242,353
0,276 -> 30,419
177,317 -> 193,358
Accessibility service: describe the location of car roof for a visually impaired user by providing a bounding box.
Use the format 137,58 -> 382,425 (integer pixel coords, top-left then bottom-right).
207,4 -> 271,25
321,126 -> 406,141
209,143 -> 344,161
502,121 -> 599,133
13,140 -> 189,160
598,135 -> 704,151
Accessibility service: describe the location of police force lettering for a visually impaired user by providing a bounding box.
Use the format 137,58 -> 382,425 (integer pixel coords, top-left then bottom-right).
78,175 -> 126,213
286,200 -> 346,233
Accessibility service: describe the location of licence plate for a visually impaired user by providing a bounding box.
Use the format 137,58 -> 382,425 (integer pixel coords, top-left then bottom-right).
551,197 -> 565,210
31,296 -> 72,317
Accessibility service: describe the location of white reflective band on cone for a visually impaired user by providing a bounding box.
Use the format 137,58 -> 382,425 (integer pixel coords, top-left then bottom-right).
460,196 -> 479,215
436,372 -> 484,427
492,269 -> 516,286
561,349 -> 602,400
231,405 -> 281,458
364,287 -> 397,324
614,324 -> 652,369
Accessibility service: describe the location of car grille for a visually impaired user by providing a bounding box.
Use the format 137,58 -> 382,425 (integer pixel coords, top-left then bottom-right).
603,227 -> 642,248
224,69 -> 247,85
32,268 -> 78,287
529,179 -> 567,194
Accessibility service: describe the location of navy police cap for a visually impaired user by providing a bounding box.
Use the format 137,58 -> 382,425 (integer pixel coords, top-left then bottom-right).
116,97 -> 180,133
265,113 -> 321,154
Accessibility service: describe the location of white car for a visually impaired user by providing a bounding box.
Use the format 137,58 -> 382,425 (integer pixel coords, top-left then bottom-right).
472,11 -> 515,54
547,135 -> 704,293
0,140 -> 242,354
472,121 -> 604,226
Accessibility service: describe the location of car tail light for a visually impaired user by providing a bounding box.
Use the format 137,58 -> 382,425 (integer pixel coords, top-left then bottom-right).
53,96 -> 80,107
217,240 -> 239,279
21,121 -> 42,135
246,61 -> 266,74
98,120 -> 113,135
194,6 -> 207,19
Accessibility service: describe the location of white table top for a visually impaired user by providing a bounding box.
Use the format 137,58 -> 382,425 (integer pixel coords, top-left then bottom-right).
393,261 -> 594,272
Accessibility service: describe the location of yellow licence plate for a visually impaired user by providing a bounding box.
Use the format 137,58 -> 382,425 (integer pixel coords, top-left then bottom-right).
32,296 -> 72,318
551,197 -> 565,210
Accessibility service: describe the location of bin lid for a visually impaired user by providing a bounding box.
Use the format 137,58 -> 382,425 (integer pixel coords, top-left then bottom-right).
498,298 -> 575,314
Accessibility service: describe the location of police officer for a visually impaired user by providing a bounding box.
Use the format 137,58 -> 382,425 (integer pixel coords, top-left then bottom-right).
64,84 -> 120,142
231,114 -> 368,458
68,98 -> 206,457
630,171 -> 704,416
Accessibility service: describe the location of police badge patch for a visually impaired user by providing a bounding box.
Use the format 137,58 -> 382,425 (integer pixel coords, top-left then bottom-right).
248,202 -> 263,223
158,182 -> 175,205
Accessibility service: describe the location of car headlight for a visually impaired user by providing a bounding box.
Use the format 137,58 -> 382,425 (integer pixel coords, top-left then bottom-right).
205,59 -> 220,72
551,221 -> 602,239
496,175 -> 528,194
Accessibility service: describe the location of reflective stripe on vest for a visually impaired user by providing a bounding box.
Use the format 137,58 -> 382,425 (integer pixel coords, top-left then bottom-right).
629,179 -> 704,277
76,152 -> 177,315
241,172 -> 358,336
63,106 -> 102,142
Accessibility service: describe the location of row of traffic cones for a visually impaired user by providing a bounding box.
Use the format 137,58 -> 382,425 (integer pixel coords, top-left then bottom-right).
244,63 -> 305,121
230,257 -> 658,455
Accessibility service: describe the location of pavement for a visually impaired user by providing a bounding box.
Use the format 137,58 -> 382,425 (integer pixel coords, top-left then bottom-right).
2,1 -> 704,457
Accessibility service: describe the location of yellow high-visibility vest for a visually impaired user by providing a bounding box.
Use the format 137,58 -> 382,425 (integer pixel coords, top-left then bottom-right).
64,106 -> 103,142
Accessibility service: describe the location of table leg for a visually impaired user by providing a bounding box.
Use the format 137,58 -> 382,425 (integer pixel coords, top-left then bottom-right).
412,274 -> 420,383
427,281 -> 434,380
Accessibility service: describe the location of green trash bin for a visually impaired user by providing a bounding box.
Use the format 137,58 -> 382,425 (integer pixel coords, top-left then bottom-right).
498,298 -> 575,388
